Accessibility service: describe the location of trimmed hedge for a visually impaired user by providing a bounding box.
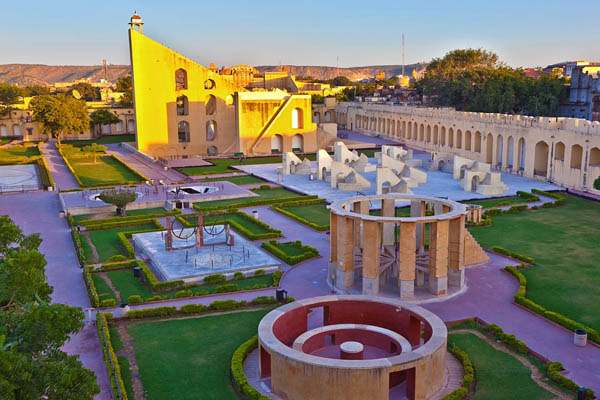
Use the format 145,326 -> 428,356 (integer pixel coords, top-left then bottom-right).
97,313 -> 129,400
504,266 -> 600,345
261,240 -> 319,265
82,217 -> 163,231
136,259 -> 186,293
231,335 -> 269,400
83,267 -> 100,307
491,246 -> 534,264
179,211 -> 281,240
443,342 -> 474,400
272,198 -> 329,231
36,156 -> 55,190
71,230 -> 87,266
547,362 -> 595,399
194,191 -> 318,212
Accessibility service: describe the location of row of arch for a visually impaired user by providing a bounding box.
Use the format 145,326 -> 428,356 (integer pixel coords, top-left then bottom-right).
175,68 -> 216,92
177,120 -> 217,143
0,124 -> 23,136
176,94 -> 217,116
533,141 -> 600,176
313,110 -> 334,123
270,134 -> 304,153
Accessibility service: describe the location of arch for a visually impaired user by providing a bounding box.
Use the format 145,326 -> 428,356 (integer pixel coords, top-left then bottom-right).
207,145 -> 218,156
271,134 -> 283,153
426,125 -> 431,143
292,108 -> 304,129
554,141 -> 565,161
465,130 -> 472,151
206,120 -> 217,142
507,136 -> 515,168
570,144 -> 583,169
456,130 -> 462,149
496,135 -> 504,166
485,133 -> 493,163
115,121 -> 124,133
381,181 -> 392,194
471,175 -> 480,192
177,120 -> 190,143
517,137 -> 526,170
402,121 -> 407,138
0,124 -> 8,136
206,94 -> 217,115
204,79 -> 216,90
440,126 -> 446,146
474,131 -> 482,153
407,122 -> 412,139
460,165 -> 468,179
324,110 -> 331,122
292,134 -> 304,152
433,125 -> 439,145
448,128 -> 454,148
12,125 -> 21,136
419,124 -> 424,142
438,160 -> 446,171
176,95 -> 189,116
590,147 -> 600,166
313,111 -> 321,124
127,118 -> 135,133
175,68 -> 187,90
534,141 -> 549,177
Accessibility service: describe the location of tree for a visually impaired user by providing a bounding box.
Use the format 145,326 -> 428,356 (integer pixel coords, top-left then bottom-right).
68,82 -> 100,101
98,189 -> 137,216
116,76 -> 133,107
0,216 -> 99,399
331,76 -> 352,87
89,109 -> 120,136
594,176 -> 600,191
81,143 -> 107,163
21,85 -> 50,97
0,83 -> 22,104
30,95 -> 90,147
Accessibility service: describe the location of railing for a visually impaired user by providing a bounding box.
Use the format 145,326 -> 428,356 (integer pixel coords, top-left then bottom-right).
0,184 -> 41,194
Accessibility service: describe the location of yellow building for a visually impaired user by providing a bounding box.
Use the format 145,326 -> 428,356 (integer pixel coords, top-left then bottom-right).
128,14 -> 317,158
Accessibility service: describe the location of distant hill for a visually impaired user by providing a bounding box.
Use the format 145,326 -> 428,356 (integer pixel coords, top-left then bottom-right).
0,63 -> 427,86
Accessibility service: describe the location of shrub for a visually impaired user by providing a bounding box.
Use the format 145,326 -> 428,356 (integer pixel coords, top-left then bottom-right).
443,342 -> 474,400
261,241 -> 319,265
491,246 -> 534,264
97,313 -> 129,400
250,296 -> 278,306
204,273 -> 227,285
253,269 -> 266,276
107,254 -> 128,262
547,362 -> 595,399
272,198 -> 330,231
101,298 -> 117,307
82,267 -> 100,307
258,184 -> 271,190
216,283 -> 239,293
127,295 -> 143,305
180,304 -> 207,314
146,295 -> 165,302
233,271 -> 244,280
136,260 -> 186,292
272,270 -> 283,286
175,289 -> 193,298
231,335 -> 270,400
209,299 -> 245,311
126,306 -> 177,319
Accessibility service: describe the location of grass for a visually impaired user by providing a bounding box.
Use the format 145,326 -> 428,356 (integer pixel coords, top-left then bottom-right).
88,222 -> 159,262
106,269 -> 153,300
279,203 -> 330,227
462,193 -> 535,209
448,332 -> 553,400
201,175 -> 267,185
469,194 -> 600,332
64,134 -> 135,146
177,156 -> 281,176
181,212 -> 280,239
91,273 -> 117,301
128,309 -> 270,400
73,207 -> 171,224
0,143 -> 40,162
66,154 -> 145,187
194,187 -> 306,211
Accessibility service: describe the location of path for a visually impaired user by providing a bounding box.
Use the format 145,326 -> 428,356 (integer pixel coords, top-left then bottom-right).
115,322 -> 144,400
0,191 -> 111,399
106,143 -> 189,184
451,329 -> 570,399
39,141 -> 80,191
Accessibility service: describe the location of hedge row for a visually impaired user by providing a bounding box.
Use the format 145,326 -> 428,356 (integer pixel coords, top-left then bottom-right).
547,362 -> 594,399
135,259 -> 186,293
193,192 -> 318,212
261,240 -> 319,265
78,209 -> 180,227
83,217 -> 163,231
58,146 -> 86,188
125,296 -> 280,319
516,190 -> 540,202
97,313 -> 129,400
71,230 -> 88,266
110,153 -> 151,183
272,199 -> 329,231
230,335 -> 269,400
443,342 -> 474,400
36,156 -> 55,190
482,323 -> 529,355
178,211 -> 281,240
83,267 -> 100,307
504,266 -> 600,346
491,246 -> 534,264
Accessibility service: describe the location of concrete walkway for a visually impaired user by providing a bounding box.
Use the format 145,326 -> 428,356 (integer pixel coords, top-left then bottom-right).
39,141 -> 80,191
0,191 -> 111,399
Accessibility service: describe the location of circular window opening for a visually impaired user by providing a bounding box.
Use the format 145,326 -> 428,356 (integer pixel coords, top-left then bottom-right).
207,145 -> 218,156
204,79 -> 216,90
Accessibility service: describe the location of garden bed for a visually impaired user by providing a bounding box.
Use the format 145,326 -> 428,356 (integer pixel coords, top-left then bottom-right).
272,198 -> 330,231
194,187 -> 312,212
261,240 -> 319,265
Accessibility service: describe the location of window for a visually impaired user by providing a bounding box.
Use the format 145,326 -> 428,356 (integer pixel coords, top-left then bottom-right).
206,120 -> 217,142
291,108 -> 303,129
204,79 -> 216,90
175,68 -> 187,90
206,95 -> 217,115
178,121 -> 190,143
176,95 -> 189,116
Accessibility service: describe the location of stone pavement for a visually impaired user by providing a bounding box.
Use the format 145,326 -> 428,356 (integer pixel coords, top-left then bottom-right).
39,141 -> 80,191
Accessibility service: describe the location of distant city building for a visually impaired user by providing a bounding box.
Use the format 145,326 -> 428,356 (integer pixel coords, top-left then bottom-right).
374,71 -> 386,81
560,66 -> 600,122
544,60 -> 600,78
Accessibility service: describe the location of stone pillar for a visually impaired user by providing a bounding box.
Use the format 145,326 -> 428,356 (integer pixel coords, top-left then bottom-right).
362,220 -> 381,295
398,222 -> 416,298
428,220 -> 449,295
410,201 -> 426,254
329,213 -> 338,284
336,216 -> 355,289
382,198 -> 396,245
196,213 -> 204,247
448,215 -> 466,288
357,200 -> 369,248
165,216 -> 174,251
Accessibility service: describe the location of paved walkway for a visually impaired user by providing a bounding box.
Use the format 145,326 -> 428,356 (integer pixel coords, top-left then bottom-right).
107,144 -> 189,184
0,191 -> 111,399
39,141 -> 80,191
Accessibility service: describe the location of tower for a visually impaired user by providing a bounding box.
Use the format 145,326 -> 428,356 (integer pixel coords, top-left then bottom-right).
129,11 -> 143,32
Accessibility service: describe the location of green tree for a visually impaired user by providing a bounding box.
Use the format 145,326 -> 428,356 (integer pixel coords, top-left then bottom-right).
331,76 -> 352,87
0,216 -> 99,399
116,76 -> 133,107
81,143 -> 107,163
98,189 -> 137,216
68,82 -> 100,101
21,85 -> 50,97
30,95 -> 90,147
89,109 -> 120,136
0,83 -> 22,104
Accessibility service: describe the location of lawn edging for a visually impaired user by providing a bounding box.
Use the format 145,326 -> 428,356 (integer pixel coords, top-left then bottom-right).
261,240 -> 319,265
97,313 -> 129,400
442,342 -> 474,400
504,265 -> 600,345
178,210 -> 282,240
271,198 -> 329,231
230,335 -> 269,400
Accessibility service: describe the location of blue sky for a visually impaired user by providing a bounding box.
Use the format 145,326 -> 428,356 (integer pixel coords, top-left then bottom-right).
1,0 -> 599,68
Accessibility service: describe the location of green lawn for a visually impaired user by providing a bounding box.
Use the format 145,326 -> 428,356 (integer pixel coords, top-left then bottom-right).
91,273 -> 117,302
449,333 -> 553,400
194,187 -> 306,211
64,134 -> 135,146
66,155 -> 145,187
177,156 -> 281,176
462,192 -> 536,209
88,222 -> 159,262
0,143 -> 40,163
201,175 -> 267,185
129,309 -> 269,400
279,203 -> 330,228
73,207 -> 172,224
469,194 -> 600,331
262,240 -> 319,265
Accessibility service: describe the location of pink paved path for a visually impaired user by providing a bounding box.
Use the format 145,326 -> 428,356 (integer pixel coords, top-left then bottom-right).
40,141 -> 80,191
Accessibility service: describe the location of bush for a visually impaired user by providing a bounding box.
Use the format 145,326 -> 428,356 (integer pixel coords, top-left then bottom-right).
127,295 -> 143,305
261,241 -> 319,265
180,304 -> 207,314
97,313 -> 129,400
136,260 -> 186,293
209,299 -> 245,311
146,295 -> 165,302
127,306 -> 178,319
483,323 -> 528,355
231,335 -> 270,400
233,271 -> 244,280
215,283 -> 239,293
83,267 -> 100,307
107,254 -> 128,262
272,198 -> 329,231
204,273 -> 227,285
547,362 -> 595,399
194,193 -> 318,212
492,246 -> 534,264
272,270 -> 283,286
253,269 -> 266,276
443,342 -> 474,400
101,298 -> 117,307
250,296 -> 278,306
175,289 -> 193,298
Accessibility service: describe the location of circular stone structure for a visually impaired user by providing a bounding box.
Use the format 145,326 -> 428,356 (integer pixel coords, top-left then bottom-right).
257,295 -> 447,400
328,193 -> 489,299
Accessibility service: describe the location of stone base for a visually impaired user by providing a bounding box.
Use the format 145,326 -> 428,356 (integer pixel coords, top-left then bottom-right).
448,269 -> 465,288
429,276 -> 448,295
362,277 -> 380,295
399,280 -> 414,299
416,270 -> 425,287
336,268 -> 354,289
